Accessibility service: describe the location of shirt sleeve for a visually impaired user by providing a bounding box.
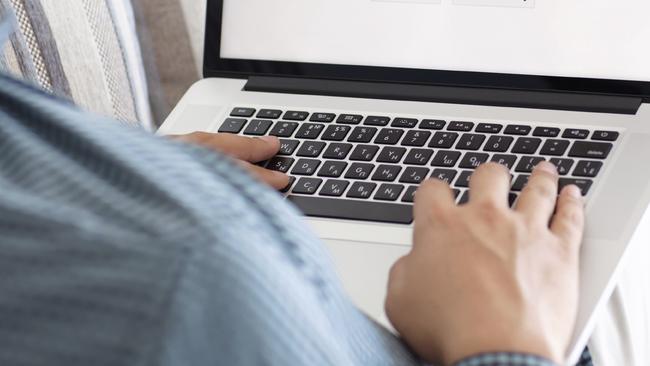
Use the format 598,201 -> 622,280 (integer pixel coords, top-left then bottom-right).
454,353 -> 558,366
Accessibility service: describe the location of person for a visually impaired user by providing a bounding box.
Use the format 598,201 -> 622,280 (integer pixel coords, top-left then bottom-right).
0,20 -> 591,366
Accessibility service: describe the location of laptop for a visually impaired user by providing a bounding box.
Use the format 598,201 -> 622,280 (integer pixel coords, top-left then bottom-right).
159,0 -> 650,363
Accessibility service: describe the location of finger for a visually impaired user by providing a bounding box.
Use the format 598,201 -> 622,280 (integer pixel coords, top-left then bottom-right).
550,185 -> 585,249
176,132 -> 280,163
467,162 -> 511,207
515,161 -> 559,225
413,179 -> 456,226
385,255 -> 409,314
240,162 -> 290,190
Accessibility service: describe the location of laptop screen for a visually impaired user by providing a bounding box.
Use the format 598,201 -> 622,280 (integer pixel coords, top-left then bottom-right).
220,0 -> 650,83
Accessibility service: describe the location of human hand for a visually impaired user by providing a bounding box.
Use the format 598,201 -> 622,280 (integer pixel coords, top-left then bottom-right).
385,162 -> 585,365
171,132 -> 289,190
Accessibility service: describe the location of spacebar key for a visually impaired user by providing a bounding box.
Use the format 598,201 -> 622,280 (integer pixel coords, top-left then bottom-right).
287,196 -> 413,224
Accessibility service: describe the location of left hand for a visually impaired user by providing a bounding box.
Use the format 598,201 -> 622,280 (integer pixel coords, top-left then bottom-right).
170,132 -> 289,190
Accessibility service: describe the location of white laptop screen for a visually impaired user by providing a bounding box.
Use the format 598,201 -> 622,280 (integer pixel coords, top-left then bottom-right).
220,0 -> 650,83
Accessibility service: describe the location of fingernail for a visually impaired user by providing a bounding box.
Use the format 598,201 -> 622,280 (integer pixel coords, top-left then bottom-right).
259,136 -> 278,144
535,161 -> 557,175
564,184 -> 582,199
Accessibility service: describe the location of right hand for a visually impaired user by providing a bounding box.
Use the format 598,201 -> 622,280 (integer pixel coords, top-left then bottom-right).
385,162 -> 585,365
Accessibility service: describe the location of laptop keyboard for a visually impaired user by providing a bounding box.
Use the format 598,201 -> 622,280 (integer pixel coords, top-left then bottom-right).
222,107 -> 620,224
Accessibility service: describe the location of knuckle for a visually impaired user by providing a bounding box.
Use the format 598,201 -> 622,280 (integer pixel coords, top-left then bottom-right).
474,199 -> 505,216
559,206 -> 584,227
523,181 -> 557,201
480,161 -> 510,175
472,200 -> 511,227
415,179 -> 448,203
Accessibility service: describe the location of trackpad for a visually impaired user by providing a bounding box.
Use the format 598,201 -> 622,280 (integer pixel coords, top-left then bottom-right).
325,239 -> 410,329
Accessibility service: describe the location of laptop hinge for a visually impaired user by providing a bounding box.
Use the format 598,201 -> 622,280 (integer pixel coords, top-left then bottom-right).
245,76 -> 642,115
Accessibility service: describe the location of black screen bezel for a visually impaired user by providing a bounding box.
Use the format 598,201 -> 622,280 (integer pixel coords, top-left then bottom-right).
204,0 -> 650,102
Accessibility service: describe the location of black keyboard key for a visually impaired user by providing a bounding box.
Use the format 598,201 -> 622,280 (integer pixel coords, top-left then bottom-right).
318,161 -> 349,178
243,119 -> 273,135
402,186 -> 418,203
431,150 -> 461,167
549,158 -> 574,176
295,123 -> 325,139
533,127 -> 560,137
345,163 -> 375,180
563,129 -> 589,139
337,114 -> 364,125
348,127 -> 378,143
218,118 -> 247,133
404,149 -> 434,165
296,141 -> 326,157
288,195 -> 413,224
267,157 -> 294,173
558,178 -> 593,196
319,179 -> 349,197
540,139 -> 570,156
420,119 -> 446,130
310,113 -> 336,123
377,147 -> 406,164
512,175 -> 530,191
448,121 -> 474,132
456,170 -> 473,188
375,184 -> 405,201
230,107 -> 255,117
504,125 -> 532,135
284,111 -> 309,121
573,161 -> 603,178
372,164 -> 402,182
392,118 -> 419,128
458,190 -> 470,205
399,167 -> 430,184
322,125 -> 351,141
257,109 -> 282,119
347,182 -> 377,199
323,143 -> 352,159
292,178 -> 322,195
512,137 -> 542,154
280,176 -> 296,193
431,169 -> 457,184
364,116 -> 391,126
270,122 -> 299,137
484,135 -> 514,152
568,141 -> 613,159
375,128 -> 405,145
491,154 -> 518,169
508,193 -> 518,207
592,130 -> 619,141
459,152 -> 489,169
350,145 -> 379,161
278,139 -> 299,155
402,130 -> 431,147
476,123 -> 503,134
456,134 -> 486,151
291,159 -> 321,175
515,156 -> 545,173
429,132 -> 459,148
